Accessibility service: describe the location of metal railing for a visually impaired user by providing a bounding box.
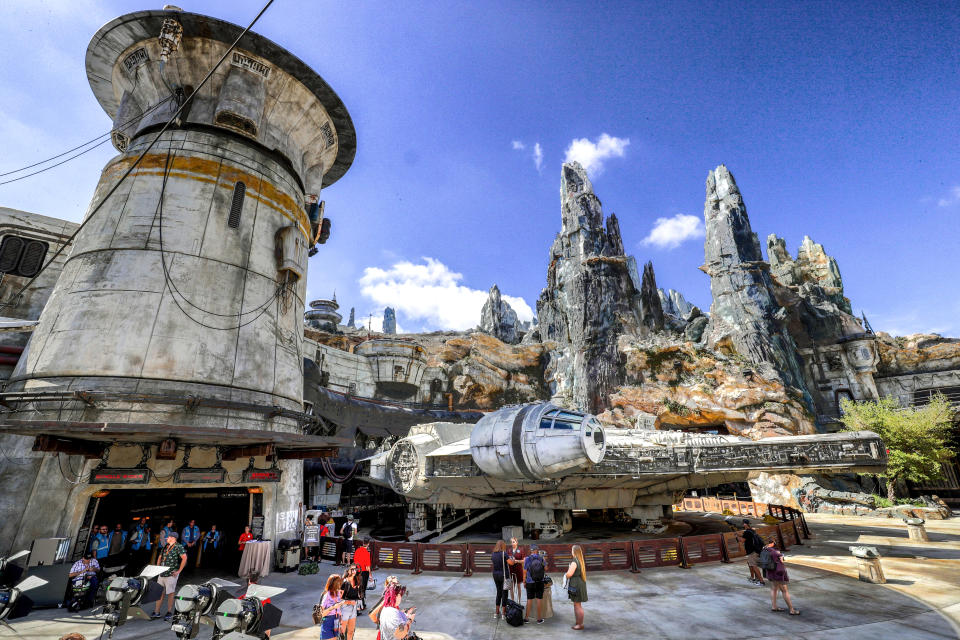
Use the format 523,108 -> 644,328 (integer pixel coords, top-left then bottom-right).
319,501 -> 807,576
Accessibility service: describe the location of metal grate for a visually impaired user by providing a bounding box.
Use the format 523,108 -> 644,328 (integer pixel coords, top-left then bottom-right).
0,236 -> 25,273
18,241 -> 47,277
228,181 -> 245,228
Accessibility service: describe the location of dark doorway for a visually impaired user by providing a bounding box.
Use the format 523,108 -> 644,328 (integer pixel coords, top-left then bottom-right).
88,487 -> 253,573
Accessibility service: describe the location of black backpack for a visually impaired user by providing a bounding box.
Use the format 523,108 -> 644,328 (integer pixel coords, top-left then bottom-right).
527,553 -> 545,582
758,547 -> 776,571
504,599 -> 524,627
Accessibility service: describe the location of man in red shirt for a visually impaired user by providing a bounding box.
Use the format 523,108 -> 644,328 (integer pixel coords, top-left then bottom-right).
353,538 -> 372,611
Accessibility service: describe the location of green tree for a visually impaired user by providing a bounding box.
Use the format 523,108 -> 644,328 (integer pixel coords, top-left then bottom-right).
839,394 -> 955,500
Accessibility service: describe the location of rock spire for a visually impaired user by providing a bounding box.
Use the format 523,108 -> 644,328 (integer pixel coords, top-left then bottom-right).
479,284 -> 521,344
383,307 -> 396,334
701,165 -> 808,393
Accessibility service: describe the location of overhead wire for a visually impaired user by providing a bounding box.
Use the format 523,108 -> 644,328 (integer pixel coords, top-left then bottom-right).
0,0 -> 277,314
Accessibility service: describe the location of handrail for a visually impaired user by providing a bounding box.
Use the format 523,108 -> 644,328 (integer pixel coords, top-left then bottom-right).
356,501 -> 805,577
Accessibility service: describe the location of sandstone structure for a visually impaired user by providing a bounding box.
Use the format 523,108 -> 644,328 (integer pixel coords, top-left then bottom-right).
479,284 -> 520,344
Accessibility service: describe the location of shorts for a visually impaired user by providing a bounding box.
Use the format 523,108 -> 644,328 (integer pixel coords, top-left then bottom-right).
343,539 -> 354,553
157,574 -> 179,594
340,603 -> 357,620
746,552 -> 759,567
525,581 -> 544,600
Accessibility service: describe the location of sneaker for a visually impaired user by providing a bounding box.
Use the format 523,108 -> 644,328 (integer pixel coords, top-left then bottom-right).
150,612 -> 162,620
523,619 -> 530,624
163,612 -> 172,622
537,619 -> 545,624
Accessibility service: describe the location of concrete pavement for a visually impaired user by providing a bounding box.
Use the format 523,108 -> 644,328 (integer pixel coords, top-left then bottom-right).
6,513 -> 959,640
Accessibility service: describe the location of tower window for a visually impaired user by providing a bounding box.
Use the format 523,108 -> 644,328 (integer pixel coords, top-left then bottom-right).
0,235 -> 48,278
228,181 -> 246,228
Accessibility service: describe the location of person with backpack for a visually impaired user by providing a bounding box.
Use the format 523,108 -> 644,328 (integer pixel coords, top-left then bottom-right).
741,520 -> 766,585
523,544 -> 546,624
759,540 -> 800,615
340,515 -> 358,566
491,540 -> 511,620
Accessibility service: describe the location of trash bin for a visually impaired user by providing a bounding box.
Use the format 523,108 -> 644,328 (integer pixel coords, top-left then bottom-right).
276,538 -> 302,573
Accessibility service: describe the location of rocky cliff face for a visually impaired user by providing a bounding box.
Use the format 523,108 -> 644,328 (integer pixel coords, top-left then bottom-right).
536,162 -> 646,413
876,332 -> 960,375
479,284 -> 521,344
700,165 -> 810,398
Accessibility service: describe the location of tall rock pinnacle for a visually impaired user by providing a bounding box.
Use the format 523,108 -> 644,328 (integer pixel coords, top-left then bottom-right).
640,261 -> 665,333
701,165 -> 809,395
480,284 -> 521,344
537,161 -> 646,413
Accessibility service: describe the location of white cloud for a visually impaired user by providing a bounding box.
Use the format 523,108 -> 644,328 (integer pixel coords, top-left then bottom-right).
564,133 -> 630,176
533,143 -> 543,172
937,185 -> 960,207
641,214 -> 705,249
358,257 -> 535,331
511,140 -> 526,150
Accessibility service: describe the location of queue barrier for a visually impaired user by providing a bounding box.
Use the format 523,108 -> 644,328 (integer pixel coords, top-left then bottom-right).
680,534 -> 724,566
350,502 -> 804,577
319,535 -> 341,563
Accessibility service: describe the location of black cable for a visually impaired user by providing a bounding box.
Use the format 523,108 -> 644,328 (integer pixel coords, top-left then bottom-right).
0,445 -> 32,466
0,94 -> 172,181
155,146 -> 287,323
155,147 -> 289,330
0,0 -> 277,313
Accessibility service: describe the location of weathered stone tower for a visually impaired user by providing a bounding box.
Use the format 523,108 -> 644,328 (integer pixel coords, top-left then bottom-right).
0,8 -> 354,552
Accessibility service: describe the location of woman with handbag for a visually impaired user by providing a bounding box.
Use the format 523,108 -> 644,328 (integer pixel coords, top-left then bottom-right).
318,574 -> 345,640
490,540 -> 510,619
339,565 -> 361,640
507,537 -> 524,604
564,545 -> 588,630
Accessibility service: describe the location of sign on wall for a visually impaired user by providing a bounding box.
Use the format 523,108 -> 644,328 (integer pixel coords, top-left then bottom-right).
89,468 -> 152,484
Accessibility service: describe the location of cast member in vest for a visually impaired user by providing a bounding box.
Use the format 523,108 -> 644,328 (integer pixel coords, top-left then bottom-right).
202,525 -> 222,566
107,523 -> 128,559
129,519 -> 152,572
88,525 -> 110,560
182,519 -> 201,570
161,520 -> 177,544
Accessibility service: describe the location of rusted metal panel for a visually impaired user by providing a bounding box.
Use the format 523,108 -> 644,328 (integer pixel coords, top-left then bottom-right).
633,539 -> 681,568
681,534 -> 724,566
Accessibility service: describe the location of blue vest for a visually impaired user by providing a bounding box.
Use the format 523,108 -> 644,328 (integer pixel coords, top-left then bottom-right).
203,530 -> 221,550
161,526 -> 176,541
182,525 -> 200,544
131,525 -> 151,550
109,530 -> 127,550
89,532 -> 110,559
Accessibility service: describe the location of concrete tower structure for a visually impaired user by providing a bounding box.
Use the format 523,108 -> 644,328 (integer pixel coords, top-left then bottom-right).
304,296 -> 343,332
0,8 -> 354,552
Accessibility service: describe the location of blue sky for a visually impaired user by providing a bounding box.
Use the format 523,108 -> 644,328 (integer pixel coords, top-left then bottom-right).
1,1 -> 958,336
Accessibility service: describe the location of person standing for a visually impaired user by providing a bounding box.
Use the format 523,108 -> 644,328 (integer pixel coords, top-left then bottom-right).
318,574 -> 345,640
181,519 -> 200,571
151,533 -> 187,622
491,540 -> 510,619
202,525 -> 222,567
88,525 -> 110,561
507,537 -> 524,604
762,540 -> 800,615
352,538 -> 372,611
523,544 -> 545,624
129,519 -> 152,571
564,544 -> 588,631
303,516 -> 320,562
741,520 -> 766,585
160,520 -> 177,547
339,515 -> 357,566
340,566 -> 360,640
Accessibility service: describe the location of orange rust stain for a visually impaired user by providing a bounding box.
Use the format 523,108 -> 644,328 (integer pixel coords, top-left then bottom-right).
103,154 -> 310,237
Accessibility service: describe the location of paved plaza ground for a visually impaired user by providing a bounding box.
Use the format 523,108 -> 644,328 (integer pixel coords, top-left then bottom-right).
5,512 -> 959,640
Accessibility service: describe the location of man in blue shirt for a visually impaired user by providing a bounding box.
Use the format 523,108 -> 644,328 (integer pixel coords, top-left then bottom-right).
129,518 -> 152,572
523,544 -> 545,624
88,525 -> 110,560
181,519 -> 200,571
202,524 -> 221,567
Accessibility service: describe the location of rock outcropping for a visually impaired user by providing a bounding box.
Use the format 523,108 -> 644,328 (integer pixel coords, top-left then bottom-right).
700,166 -> 809,399
536,162 -> 646,412
347,307 -> 355,328
479,284 -> 521,344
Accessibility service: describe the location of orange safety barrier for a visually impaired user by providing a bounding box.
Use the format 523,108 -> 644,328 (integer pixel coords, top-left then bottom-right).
373,541 -> 419,573
721,530 -> 746,562
680,534 -> 724,567
778,521 -> 802,547
755,524 -> 786,550
418,543 -> 467,573
633,538 -> 682,569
